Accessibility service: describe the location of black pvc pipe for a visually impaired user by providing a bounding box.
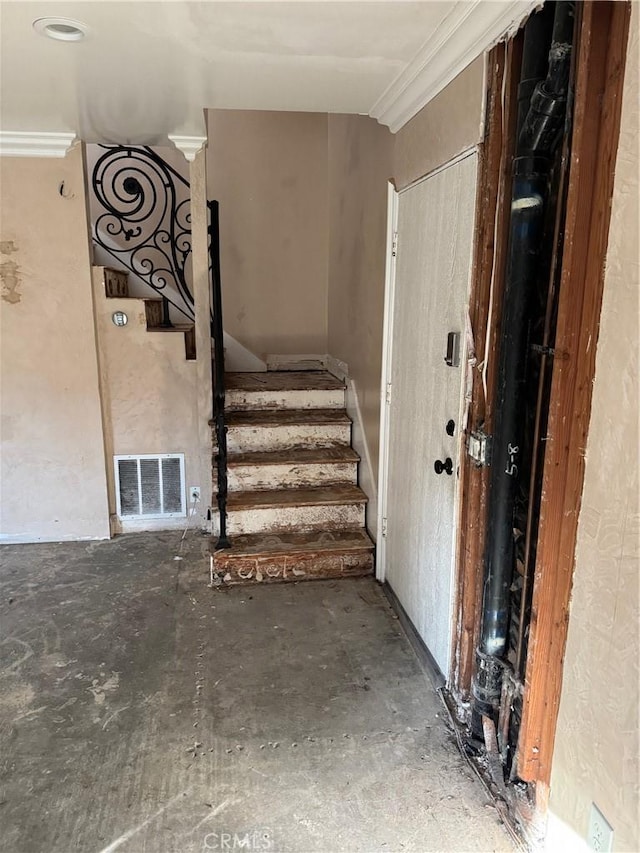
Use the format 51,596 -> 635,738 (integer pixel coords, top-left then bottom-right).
473,2 -> 574,725
519,2 -> 575,157
480,156 -> 548,659
516,2 -> 556,140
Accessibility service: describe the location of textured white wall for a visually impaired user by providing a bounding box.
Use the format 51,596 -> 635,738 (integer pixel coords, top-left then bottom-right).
207,110 -> 329,359
91,269 -> 204,532
547,11 -> 639,852
0,146 -> 110,543
393,57 -> 485,191
327,114 -> 394,514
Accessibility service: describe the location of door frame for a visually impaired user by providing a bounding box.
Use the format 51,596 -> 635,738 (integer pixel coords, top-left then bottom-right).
375,180 -> 398,583
449,1 -> 632,796
516,0 -> 631,786
376,147 -> 480,674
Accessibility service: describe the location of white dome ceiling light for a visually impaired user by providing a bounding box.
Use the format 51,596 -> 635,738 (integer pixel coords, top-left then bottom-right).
32,17 -> 88,42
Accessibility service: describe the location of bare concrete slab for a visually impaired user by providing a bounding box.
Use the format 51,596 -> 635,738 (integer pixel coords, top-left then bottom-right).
0,533 -> 512,853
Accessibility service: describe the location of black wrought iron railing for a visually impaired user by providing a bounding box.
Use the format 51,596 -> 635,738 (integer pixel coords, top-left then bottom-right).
208,200 -> 230,550
92,146 -> 229,546
91,145 -> 194,321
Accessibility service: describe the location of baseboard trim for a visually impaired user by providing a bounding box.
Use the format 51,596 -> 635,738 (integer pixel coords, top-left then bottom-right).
325,354 -> 349,382
344,378 -> 378,541
382,580 -> 446,690
0,532 -> 110,545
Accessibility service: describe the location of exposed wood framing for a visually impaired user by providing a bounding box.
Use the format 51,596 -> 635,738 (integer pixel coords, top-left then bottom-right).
517,0 -> 631,784
450,37 -> 522,701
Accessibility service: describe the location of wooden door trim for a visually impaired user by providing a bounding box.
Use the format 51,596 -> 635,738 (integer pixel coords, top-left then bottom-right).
450,37 -> 522,701
376,180 -> 399,583
517,0 -> 632,785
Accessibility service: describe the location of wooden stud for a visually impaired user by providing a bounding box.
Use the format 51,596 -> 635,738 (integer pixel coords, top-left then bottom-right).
451,37 -> 522,701
517,0 -> 631,784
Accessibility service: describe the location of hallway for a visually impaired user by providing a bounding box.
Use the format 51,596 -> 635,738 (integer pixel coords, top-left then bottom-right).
0,533 -> 513,852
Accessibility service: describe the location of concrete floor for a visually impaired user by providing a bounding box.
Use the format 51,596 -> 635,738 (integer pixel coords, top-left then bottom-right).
0,532 -> 513,853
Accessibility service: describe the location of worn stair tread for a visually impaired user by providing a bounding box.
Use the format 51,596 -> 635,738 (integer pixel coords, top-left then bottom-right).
227,446 -> 359,467
109,294 -> 163,302
147,324 -> 194,332
219,408 -> 351,428
226,371 -> 345,393
228,484 -> 367,511
212,528 -> 374,559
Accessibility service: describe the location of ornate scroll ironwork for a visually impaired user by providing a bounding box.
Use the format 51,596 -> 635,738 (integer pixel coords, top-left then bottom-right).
91,146 -> 194,320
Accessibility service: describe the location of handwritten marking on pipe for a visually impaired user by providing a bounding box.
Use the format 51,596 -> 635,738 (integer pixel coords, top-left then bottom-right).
505,444 -> 519,477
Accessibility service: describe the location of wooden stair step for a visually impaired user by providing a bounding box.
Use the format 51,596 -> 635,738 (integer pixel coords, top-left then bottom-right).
212,528 -> 373,558
211,529 -> 374,585
228,484 -> 367,511
222,408 -> 351,454
226,484 -> 367,535
227,446 -> 359,467
226,370 -> 344,393
146,323 -> 194,333
227,445 -> 359,491
221,409 -> 350,428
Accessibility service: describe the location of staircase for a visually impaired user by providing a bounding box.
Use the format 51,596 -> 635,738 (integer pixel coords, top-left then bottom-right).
101,268 -> 196,360
210,371 -> 375,585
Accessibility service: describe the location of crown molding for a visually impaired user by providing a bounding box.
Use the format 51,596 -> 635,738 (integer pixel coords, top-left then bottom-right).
168,134 -> 207,162
0,131 -> 77,158
370,0 -> 540,133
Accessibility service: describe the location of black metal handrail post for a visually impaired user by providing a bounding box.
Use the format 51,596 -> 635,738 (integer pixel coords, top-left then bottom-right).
208,200 -> 230,550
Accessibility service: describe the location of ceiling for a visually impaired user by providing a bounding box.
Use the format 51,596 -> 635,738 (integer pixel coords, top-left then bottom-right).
0,1 -> 534,146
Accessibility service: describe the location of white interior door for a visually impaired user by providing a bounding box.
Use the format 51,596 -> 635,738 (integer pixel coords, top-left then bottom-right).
382,151 -> 478,677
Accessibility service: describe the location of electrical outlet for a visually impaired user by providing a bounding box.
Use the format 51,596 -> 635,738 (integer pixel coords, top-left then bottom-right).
587,803 -> 613,852
189,486 -> 201,503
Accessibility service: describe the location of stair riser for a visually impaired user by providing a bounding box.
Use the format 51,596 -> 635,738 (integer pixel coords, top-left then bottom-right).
228,503 -> 365,536
104,268 -> 129,298
144,300 -> 163,328
226,388 -> 344,411
211,550 -> 373,585
228,461 -> 358,491
225,424 -> 351,453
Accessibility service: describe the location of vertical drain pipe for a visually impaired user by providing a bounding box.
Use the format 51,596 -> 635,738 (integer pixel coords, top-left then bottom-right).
472,2 -> 574,728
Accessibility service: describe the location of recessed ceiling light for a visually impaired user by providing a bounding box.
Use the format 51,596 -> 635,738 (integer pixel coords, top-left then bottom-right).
33,17 -> 88,42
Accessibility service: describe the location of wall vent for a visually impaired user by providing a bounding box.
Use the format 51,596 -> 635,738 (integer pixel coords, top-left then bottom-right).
114,454 -> 186,519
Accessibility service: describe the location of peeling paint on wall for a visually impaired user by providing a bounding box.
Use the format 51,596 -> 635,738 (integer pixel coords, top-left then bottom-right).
0,147 -> 111,543
1,240 -> 21,303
